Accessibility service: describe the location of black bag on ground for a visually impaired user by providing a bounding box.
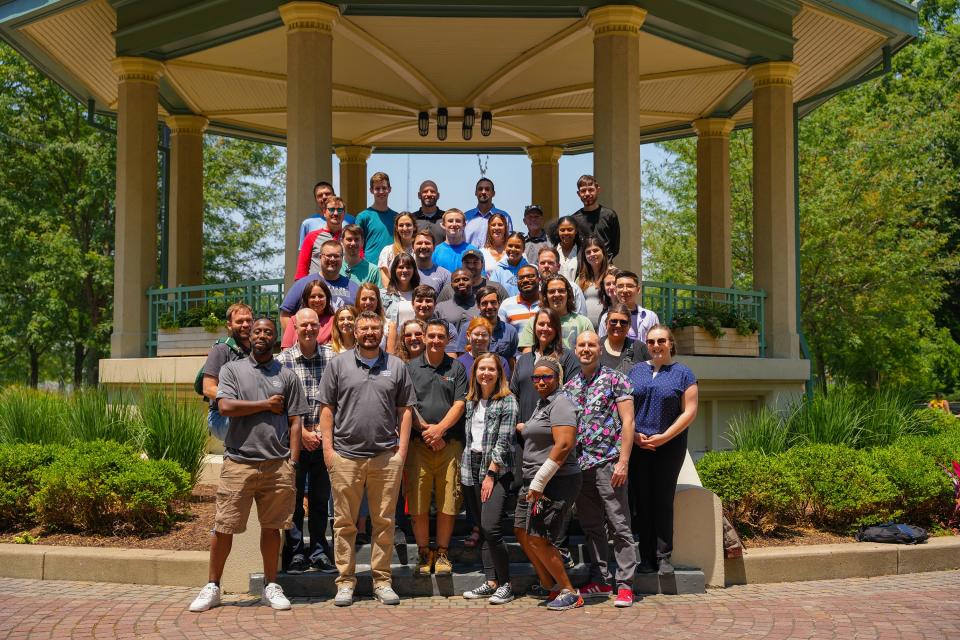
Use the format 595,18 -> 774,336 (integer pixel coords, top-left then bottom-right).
855,522 -> 928,545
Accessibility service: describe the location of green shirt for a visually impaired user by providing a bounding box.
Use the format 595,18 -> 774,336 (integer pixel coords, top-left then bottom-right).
341,258 -> 381,287
518,311 -> 594,351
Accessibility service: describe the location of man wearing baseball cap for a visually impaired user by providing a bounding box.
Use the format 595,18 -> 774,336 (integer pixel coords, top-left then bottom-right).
521,204 -> 551,266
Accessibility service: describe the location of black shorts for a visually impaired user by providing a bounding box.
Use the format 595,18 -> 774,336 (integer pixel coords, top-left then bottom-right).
514,472 -> 582,541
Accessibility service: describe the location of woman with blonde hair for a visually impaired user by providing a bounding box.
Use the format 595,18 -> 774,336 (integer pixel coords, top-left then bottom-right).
460,353 -> 518,604
330,305 -> 357,353
378,211 -> 417,284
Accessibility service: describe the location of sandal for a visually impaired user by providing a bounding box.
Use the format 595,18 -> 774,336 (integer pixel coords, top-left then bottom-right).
463,527 -> 480,548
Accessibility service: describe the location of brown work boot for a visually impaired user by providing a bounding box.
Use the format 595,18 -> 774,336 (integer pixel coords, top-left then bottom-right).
416,547 -> 435,575
433,547 -> 453,575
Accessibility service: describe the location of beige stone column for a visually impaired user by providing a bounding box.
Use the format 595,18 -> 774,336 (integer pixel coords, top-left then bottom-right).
335,145 -> 372,214
165,115 -> 208,287
526,146 -> 562,221
588,5 -> 646,275
280,1 -> 338,283
693,118 -> 735,289
749,62 -> 800,358
110,57 -> 162,358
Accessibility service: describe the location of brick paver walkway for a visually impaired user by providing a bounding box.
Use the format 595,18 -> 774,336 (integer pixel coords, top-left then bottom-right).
1,571 -> 958,639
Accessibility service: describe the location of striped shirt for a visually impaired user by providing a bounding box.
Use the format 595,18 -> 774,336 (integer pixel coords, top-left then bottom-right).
498,295 -> 540,331
276,343 -> 332,429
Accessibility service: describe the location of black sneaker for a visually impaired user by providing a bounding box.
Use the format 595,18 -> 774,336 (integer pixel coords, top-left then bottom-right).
310,552 -> 336,574
394,527 -> 408,565
637,560 -> 658,574
286,554 -> 309,574
525,583 -> 555,599
559,547 -> 575,569
462,582 -> 496,599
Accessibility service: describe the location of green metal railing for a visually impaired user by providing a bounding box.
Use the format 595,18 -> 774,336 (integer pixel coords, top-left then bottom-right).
641,281 -> 767,357
146,279 -> 285,355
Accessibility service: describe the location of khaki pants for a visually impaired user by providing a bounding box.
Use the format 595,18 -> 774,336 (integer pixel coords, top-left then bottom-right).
328,449 -> 404,589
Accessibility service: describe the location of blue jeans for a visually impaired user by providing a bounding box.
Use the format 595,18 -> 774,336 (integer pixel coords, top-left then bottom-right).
207,407 -> 229,441
283,448 -> 333,567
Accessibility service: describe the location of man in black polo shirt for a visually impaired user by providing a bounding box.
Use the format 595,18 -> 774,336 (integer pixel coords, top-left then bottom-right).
189,317 -> 308,613
405,319 -> 467,576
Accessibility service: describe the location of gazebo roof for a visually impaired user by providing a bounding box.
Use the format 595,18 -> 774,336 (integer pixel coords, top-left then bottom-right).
0,0 -> 917,151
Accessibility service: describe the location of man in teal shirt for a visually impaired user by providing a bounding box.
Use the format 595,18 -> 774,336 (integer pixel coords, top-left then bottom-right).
340,224 -> 382,286
355,171 -> 398,262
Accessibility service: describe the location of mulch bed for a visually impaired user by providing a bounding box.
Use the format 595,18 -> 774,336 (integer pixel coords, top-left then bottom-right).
740,527 -> 853,548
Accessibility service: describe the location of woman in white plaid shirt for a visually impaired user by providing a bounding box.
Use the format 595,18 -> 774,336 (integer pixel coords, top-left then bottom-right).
459,353 -> 518,604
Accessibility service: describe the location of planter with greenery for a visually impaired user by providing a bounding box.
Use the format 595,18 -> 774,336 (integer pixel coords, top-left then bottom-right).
157,300 -> 228,356
671,305 -> 760,356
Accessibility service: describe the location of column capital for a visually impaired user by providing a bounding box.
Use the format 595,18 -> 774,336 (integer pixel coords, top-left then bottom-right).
164,115 -> 208,136
692,118 -> 735,139
279,1 -> 339,33
112,57 -> 163,84
586,5 -> 647,38
335,145 -> 372,164
526,145 -> 563,165
747,61 -> 800,89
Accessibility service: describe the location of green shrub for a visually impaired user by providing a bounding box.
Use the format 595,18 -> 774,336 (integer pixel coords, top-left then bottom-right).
870,442 -> 953,524
696,450 -> 802,533
915,407 -> 959,436
30,440 -> 190,535
782,444 -> 899,530
0,443 -> 58,528
725,407 -> 789,454
138,390 -> 208,485
0,387 -> 68,445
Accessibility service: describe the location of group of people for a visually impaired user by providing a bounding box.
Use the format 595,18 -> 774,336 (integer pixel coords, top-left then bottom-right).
189,171 -> 699,613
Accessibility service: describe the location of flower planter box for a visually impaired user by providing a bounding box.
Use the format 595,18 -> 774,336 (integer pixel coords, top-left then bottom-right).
673,326 -> 759,357
157,327 -> 225,357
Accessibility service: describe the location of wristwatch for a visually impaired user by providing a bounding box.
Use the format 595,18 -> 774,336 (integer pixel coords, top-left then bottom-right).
485,469 -> 497,478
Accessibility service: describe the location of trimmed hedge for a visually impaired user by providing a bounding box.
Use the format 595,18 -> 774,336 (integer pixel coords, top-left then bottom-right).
697,427 -> 960,534
0,440 -> 190,535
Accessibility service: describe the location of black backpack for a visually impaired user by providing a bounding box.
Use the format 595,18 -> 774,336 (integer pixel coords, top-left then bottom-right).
193,337 -> 245,396
855,522 -> 929,545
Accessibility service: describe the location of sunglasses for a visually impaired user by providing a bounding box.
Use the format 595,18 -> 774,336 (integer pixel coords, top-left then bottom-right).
326,207 -> 345,213
530,374 -> 556,383
608,318 -> 629,327
646,338 -> 669,346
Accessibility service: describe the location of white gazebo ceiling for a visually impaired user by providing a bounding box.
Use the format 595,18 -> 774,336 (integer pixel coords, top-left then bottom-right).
18,0 -> 890,150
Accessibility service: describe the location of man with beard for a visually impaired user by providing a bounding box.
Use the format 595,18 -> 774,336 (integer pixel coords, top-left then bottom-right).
189,317 -> 308,613
411,180 -> 445,245
435,269 -> 481,341
201,303 -> 253,441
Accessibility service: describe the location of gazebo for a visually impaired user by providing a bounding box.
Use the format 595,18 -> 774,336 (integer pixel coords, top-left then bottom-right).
0,0 -> 918,452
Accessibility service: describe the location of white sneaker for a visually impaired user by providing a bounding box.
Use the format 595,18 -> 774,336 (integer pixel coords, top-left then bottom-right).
334,586 -> 354,607
262,582 -> 291,610
189,583 -> 221,612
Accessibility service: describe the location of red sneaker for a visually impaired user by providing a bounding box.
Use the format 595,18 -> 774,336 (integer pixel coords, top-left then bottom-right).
580,581 -> 613,600
614,587 -> 634,607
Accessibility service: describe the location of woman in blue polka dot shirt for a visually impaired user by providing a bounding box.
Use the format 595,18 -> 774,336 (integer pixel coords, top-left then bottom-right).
626,324 -> 699,575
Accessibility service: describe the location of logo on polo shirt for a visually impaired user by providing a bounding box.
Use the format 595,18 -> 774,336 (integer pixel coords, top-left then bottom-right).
381,370 -> 392,377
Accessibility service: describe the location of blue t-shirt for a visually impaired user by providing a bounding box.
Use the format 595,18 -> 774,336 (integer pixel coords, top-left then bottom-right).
355,207 -> 398,263
627,361 -> 697,436
432,241 -> 480,275
418,264 -> 451,293
280,273 -> 359,314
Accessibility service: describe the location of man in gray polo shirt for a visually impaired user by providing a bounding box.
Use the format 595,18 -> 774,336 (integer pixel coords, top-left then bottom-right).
318,310 -> 415,607
189,317 -> 309,613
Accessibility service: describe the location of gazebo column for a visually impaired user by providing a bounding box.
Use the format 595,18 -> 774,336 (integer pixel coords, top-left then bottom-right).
588,5 -> 646,276
110,57 -> 162,358
335,145 -> 372,214
749,61 -> 800,358
165,115 -> 208,287
280,1 -> 338,283
527,146 -> 562,220
693,118 -> 734,289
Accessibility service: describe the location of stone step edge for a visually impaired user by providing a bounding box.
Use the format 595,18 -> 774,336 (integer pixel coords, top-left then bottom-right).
0,536 -> 957,593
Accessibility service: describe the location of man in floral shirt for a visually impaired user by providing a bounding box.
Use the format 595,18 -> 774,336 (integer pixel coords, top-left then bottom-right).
563,330 -> 638,607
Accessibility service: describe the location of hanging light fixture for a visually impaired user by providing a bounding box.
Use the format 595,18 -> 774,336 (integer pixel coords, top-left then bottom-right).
436,107 -> 448,128
417,111 -> 429,137
480,111 -> 493,136
462,108 -> 474,140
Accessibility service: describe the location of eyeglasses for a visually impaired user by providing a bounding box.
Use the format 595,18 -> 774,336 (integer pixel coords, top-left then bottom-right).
646,338 -> 669,346
326,207 -> 345,213
530,374 -> 556,383
608,319 -> 629,327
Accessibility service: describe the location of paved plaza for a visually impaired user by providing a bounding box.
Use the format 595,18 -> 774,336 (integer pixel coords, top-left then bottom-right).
0,570 -> 958,639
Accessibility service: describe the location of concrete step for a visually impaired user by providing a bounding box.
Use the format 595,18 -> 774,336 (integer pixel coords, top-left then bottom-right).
347,540 -> 589,566
251,563 -> 704,597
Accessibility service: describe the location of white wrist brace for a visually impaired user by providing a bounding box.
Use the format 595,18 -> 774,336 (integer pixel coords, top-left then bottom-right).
529,458 -> 560,493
